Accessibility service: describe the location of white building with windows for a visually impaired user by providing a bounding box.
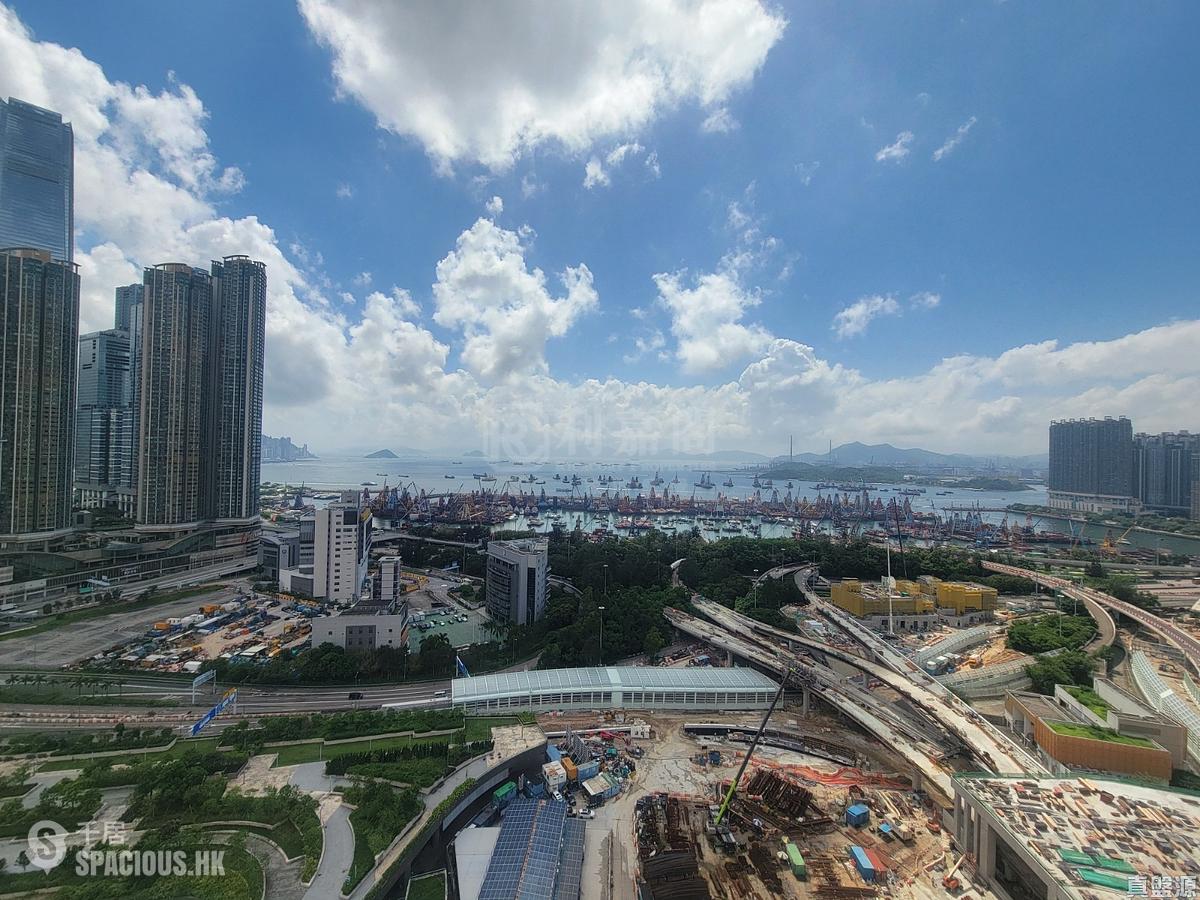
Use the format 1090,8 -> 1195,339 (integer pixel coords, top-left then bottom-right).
451,666 -> 778,714
485,538 -> 548,625
312,496 -> 372,604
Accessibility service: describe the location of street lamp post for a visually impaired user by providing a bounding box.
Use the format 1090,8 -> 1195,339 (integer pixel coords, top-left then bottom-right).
598,605 -> 605,663
602,563 -> 608,599
753,569 -> 759,608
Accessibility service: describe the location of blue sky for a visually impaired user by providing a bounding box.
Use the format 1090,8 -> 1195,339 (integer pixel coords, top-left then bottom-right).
3,1 -> 1198,457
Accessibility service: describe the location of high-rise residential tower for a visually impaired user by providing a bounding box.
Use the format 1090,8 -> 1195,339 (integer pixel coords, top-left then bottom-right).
1047,417 -> 1138,514
136,263 -> 214,529
135,257 -> 267,533
1134,431 -> 1200,518
74,329 -> 135,514
210,255 -> 266,523
0,99 -> 73,263
114,283 -> 143,332
0,248 -> 79,540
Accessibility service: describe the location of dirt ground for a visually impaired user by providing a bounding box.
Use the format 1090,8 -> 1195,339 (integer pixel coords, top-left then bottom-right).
557,712 -> 979,900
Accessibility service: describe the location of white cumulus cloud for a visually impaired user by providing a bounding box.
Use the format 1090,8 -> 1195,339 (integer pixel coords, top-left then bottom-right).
432,217 -> 597,381
298,0 -> 786,171
655,269 -> 772,374
832,294 -> 901,338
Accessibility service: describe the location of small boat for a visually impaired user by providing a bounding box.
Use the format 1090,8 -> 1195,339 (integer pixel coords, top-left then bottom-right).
723,477 -> 735,488
444,474 -> 456,479
361,481 -> 377,486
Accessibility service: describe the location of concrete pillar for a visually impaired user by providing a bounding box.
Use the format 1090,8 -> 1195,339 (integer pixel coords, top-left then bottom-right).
976,822 -> 996,881
801,686 -> 811,716
725,649 -> 734,666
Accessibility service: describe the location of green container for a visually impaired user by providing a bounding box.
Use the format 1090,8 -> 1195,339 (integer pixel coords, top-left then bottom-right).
785,843 -> 806,879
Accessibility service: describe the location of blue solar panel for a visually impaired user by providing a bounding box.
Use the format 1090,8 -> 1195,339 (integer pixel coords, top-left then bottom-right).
479,798 -> 570,900
553,818 -> 586,900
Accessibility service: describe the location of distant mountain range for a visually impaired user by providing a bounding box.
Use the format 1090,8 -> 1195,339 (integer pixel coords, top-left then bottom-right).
771,442 -> 1047,470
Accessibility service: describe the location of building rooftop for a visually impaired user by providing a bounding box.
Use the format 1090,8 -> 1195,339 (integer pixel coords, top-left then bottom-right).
955,773 -> 1200,897
477,798 -> 582,900
452,665 -> 779,704
1046,721 -> 1156,748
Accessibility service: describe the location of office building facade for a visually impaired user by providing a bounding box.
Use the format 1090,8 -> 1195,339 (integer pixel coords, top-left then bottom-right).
136,257 -> 266,532
0,98 -> 73,263
311,606 -> 410,653
486,538 -> 549,625
1047,417 -> 1138,514
74,329 -> 135,515
0,248 -> 79,540
311,499 -> 372,603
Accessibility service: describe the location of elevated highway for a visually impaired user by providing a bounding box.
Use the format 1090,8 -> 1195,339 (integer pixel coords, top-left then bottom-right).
663,607 -> 956,798
984,562 -> 1180,664
688,597 -> 1042,776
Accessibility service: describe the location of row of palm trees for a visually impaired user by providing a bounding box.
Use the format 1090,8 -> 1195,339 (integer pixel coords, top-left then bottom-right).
4,672 -> 124,698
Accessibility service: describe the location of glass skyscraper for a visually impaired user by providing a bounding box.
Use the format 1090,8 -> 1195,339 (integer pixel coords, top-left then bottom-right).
0,98 -> 73,263
74,329 -> 136,515
114,283 -> 143,331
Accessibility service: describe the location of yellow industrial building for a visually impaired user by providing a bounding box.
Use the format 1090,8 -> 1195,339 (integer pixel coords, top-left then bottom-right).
831,575 -> 997,618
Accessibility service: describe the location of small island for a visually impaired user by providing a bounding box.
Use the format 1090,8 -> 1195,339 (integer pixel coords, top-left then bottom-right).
365,449 -> 399,459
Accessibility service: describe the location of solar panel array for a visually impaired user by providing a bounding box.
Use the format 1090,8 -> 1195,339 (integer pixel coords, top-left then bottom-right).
478,799 -> 570,900
553,818 -> 587,900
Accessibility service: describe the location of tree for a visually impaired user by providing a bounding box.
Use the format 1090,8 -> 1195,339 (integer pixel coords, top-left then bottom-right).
16,850 -> 28,869
643,627 -> 666,658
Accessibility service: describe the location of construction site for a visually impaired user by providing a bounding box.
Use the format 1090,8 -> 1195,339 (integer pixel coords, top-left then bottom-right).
532,710 -> 959,900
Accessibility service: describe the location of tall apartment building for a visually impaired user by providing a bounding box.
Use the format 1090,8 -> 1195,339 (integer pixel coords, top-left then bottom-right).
136,257 -> 267,532
486,538 -> 549,626
1047,417 -> 1139,514
211,256 -> 266,522
1133,431 -> 1200,518
311,499 -> 373,604
74,329 -> 136,514
1193,453 -> 1200,522
0,98 -> 73,263
137,264 -> 213,529
0,249 -> 79,541
114,283 -> 142,331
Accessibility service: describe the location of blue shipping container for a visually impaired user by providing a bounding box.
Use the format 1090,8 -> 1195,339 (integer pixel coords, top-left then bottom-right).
846,804 -> 870,827
526,781 -> 545,798
576,760 -> 600,780
546,743 -> 562,762
849,846 -> 875,883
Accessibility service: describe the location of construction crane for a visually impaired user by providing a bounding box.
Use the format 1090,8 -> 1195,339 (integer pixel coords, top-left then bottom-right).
1100,524 -> 1136,556
714,666 -> 793,827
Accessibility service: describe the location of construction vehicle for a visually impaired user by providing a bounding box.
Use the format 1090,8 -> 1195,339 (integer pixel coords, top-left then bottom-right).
942,854 -> 966,891
1100,524 -> 1136,556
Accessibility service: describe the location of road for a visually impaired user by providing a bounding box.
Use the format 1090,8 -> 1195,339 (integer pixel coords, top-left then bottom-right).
984,561 -> 1197,670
